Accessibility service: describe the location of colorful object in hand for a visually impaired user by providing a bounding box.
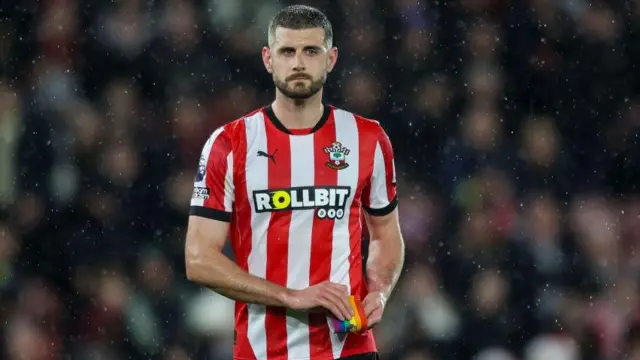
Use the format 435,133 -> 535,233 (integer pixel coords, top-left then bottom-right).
331,296 -> 368,333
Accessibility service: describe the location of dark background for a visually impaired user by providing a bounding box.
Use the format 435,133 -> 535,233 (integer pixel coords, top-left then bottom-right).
1,0 -> 640,359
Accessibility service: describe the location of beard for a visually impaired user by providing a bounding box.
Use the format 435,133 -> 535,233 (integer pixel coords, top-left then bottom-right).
274,73 -> 326,100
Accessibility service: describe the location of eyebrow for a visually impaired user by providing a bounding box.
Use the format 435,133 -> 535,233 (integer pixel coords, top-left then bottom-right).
277,45 -> 323,53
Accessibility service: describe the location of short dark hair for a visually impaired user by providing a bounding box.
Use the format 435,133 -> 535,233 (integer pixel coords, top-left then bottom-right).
268,5 -> 333,48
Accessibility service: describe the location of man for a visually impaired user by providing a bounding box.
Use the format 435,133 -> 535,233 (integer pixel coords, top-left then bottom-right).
185,5 -> 405,360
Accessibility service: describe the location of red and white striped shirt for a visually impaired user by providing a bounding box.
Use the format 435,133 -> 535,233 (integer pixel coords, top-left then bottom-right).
190,105 -> 397,360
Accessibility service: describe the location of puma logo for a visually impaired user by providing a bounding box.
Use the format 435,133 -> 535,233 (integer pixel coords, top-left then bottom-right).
257,150 -> 277,164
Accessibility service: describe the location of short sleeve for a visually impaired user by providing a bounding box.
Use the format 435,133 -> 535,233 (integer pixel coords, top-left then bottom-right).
363,126 -> 397,216
189,127 -> 234,222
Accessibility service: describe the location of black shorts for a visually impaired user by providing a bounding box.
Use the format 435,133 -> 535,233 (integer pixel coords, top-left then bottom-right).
337,352 -> 379,360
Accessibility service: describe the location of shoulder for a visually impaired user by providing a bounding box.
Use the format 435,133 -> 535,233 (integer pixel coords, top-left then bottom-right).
206,107 -> 266,143
331,106 -> 387,138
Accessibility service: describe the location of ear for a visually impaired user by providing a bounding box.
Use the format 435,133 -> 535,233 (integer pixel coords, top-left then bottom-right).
262,46 -> 273,74
327,47 -> 338,73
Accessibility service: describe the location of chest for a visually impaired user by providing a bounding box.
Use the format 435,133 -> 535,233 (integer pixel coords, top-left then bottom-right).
241,127 -> 369,217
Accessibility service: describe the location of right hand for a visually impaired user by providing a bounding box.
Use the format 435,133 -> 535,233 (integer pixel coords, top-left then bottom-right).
284,281 -> 354,321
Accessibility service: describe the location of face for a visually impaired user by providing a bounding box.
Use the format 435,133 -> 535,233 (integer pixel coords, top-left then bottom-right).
263,27 -> 338,100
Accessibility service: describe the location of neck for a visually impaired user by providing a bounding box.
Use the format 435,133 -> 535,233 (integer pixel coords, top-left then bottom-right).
271,90 -> 324,129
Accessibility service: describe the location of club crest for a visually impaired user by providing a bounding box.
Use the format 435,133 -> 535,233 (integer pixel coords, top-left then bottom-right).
324,142 -> 350,170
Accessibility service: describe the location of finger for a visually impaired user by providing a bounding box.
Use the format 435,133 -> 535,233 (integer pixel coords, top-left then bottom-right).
366,317 -> 380,329
323,285 -> 354,318
362,293 -> 383,317
318,297 -> 344,320
319,291 -> 349,320
326,288 -> 354,320
322,291 -> 353,320
327,295 -> 352,322
361,295 -> 378,318
366,309 -> 383,329
340,295 -> 355,320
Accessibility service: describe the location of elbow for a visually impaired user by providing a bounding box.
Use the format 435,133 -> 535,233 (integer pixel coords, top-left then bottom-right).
185,256 -> 211,286
184,232 -> 206,283
183,217 -> 229,286
183,242 -> 223,285
184,242 -> 207,284
184,255 -> 199,282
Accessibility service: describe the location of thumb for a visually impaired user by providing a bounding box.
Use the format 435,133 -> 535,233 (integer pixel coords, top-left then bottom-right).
361,295 -> 378,318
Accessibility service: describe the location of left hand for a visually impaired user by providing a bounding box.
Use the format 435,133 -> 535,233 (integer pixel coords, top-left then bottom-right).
362,291 -> 387,329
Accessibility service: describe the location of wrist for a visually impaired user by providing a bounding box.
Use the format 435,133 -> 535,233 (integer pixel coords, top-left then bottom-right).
372,289 -> 390,301
367,282 -> 391,300
279,287 -> 297,308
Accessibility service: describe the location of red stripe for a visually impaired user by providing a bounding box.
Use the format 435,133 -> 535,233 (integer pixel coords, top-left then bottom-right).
341,116 -> 379,357
264,112 -> 292,359
308,113 -> 337,359
204,130 -> 232,211
377,128 -> 396,201
230,120 -> 257,360
231,120 -> 252,270
361,185 -> 372,210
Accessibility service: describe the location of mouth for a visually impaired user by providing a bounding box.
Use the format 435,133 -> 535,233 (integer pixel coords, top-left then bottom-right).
288,75 -> 311,81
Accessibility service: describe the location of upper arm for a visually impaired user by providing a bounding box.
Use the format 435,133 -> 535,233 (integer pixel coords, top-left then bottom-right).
186,128 -> 234,261
186,215 -> 230,257
363,125 -> 397,217
190,127 -> 235,222
364,207 -> 400,240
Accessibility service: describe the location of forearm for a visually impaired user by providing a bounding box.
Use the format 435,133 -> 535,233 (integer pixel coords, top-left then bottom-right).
366,235 -> 405,298
186,251 -> 292,307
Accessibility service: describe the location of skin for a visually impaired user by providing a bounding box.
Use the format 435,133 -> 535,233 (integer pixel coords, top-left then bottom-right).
362,209 -> 405,328
185,26 -> 405,330
262,27 -> 337,129
184,216 -> 355,321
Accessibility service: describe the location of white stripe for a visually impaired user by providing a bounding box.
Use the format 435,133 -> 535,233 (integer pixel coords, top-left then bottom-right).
369,142 -> 389,209
224,153 -> 234,212
285,134 -> 315,359
244,112 -> 269,360
191,127 -> 224,207
328,109 -> 360,358
392,158 -> 396,184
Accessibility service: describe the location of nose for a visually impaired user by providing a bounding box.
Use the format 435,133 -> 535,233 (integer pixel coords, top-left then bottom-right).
293,52 -> 305,71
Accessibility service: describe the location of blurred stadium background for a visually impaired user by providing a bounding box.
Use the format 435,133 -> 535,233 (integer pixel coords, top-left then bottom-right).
1,0 -> 640,359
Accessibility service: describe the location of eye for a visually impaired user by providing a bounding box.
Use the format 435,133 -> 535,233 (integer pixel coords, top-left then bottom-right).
281,48 -> 295,56
305,48 -> 319,55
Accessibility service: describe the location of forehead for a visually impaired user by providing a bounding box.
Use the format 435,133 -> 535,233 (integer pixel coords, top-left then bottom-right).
272,27 -> 326,48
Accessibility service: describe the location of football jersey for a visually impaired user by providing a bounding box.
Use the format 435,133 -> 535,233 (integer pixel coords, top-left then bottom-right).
190,105 -> 397,360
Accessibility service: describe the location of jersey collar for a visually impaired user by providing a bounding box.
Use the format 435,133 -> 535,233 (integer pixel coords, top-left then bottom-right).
264,104 -> 332,135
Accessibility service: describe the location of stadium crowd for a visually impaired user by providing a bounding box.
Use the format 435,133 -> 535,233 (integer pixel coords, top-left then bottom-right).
1,0 -> 640,359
